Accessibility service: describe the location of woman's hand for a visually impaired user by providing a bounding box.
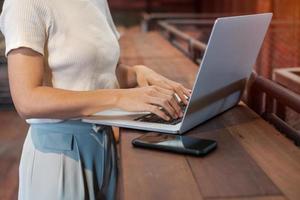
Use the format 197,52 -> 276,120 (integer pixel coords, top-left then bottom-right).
133,65 -> 191,105
117,86 -> 184,120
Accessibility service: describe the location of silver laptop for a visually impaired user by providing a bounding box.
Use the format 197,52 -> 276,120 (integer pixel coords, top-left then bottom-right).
83,13 -> 272,134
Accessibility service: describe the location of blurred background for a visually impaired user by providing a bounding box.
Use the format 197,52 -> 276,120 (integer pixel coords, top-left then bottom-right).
0,0 -> 299,199
109,0 -> 300,78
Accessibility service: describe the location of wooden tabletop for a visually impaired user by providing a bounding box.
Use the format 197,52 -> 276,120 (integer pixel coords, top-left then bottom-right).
117,29 -> 300,200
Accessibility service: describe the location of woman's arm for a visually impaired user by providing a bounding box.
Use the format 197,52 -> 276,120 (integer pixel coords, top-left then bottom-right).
116,63 -> 191,104
8,48 -> 120,119
115,62 -> 137,88
9,48 -> 182,120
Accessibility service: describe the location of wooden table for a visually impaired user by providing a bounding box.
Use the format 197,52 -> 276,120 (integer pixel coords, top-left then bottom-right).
117,29 -> 300,200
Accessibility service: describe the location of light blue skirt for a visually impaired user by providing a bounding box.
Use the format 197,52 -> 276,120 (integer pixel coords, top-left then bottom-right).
18,120 -> 117,200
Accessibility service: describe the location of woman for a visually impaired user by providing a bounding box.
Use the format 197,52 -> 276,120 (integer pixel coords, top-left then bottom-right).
0,0 -> 190,199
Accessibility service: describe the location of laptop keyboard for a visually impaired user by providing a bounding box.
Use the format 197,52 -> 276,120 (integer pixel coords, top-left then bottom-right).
134,102 -> 186,125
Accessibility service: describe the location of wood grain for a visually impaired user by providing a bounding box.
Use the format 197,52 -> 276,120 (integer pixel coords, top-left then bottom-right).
119,130 -> 203,200
185,110 -> 281,198
211,196 -> 286,200
0,109 -> 28,200
225,115 -> 300,200
120,32 -> 183,59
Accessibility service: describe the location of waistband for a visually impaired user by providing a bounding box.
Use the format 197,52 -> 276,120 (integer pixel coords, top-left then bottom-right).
30,120 -> 111,134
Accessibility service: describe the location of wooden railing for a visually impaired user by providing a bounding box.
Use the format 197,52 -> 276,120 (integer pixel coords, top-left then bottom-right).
0,32 -> 11,105
141,12 -> 234,32
247,72 -> 300,146
158,20 -> 207,64
157,18 -> 220,64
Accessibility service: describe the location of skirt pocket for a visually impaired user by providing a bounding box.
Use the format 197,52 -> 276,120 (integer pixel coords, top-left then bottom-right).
22,127 -> 86,200
31,127 -> 74,152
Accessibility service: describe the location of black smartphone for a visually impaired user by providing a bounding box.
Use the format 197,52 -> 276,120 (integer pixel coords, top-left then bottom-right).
132,132 -> 217,156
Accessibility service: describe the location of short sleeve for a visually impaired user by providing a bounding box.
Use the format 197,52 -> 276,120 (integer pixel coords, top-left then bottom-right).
104,1 -> 120,40
0,0 -> 49,56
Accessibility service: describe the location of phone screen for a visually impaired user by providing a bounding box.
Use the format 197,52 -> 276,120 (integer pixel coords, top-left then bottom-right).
133,132 -> 217,155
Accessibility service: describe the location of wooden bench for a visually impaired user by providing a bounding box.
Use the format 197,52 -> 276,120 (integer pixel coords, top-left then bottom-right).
117,30 -> 300,200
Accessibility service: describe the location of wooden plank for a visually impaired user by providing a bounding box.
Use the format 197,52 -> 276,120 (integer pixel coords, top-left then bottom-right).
183,105 -> 281,198
120,32 -> 184,59
119,130 -> 203,200
0,157 -> 20,200
213,195 -> 286,200
0,110 -> 28,200
224,109 -> 300,200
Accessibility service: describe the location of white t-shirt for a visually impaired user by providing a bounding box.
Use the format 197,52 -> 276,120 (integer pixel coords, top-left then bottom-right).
0,0 -> 121,124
